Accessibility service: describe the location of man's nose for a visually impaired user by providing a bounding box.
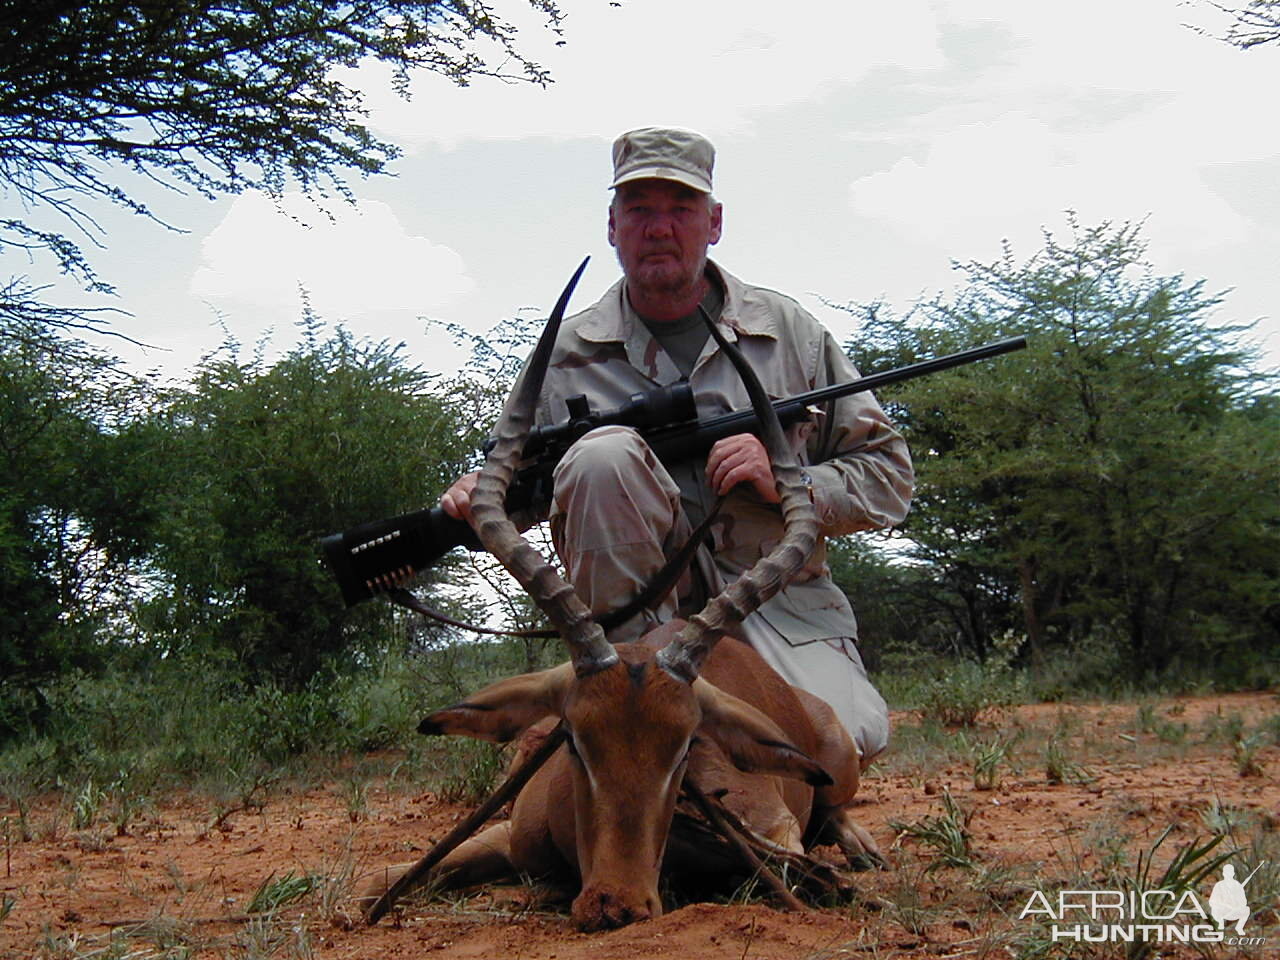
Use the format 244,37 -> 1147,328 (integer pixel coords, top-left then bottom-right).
643,213 -> 675,238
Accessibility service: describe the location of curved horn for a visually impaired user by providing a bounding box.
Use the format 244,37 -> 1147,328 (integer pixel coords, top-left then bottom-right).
656,308 -> 820,683
469,258 -> 619,676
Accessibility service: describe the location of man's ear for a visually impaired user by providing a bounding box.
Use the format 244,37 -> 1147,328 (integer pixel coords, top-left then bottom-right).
692,678 -> 832,787
418,662 -> 574,743
607,201 -> 617,247
708,201 -> 723,245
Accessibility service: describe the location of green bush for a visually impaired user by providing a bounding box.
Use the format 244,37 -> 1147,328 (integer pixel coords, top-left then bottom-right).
891,631 -> 1029,727
914,658 -> 1026,727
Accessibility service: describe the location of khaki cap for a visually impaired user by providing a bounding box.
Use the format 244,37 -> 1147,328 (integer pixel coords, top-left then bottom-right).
610,127 -> 715,193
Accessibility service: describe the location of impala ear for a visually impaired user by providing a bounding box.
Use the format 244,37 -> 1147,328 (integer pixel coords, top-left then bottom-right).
419,663 -> 575,743
693,679 -> 833,787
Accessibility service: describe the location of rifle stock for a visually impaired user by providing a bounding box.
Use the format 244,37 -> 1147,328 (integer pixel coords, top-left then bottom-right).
321,335 -> 1027,606
321,482 -> 536,609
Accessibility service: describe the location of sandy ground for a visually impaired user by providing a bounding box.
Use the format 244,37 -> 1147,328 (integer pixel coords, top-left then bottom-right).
3,691 -> 1278,960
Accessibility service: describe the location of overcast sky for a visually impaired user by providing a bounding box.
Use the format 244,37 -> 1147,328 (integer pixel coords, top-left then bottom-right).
54,0 -> 1280,382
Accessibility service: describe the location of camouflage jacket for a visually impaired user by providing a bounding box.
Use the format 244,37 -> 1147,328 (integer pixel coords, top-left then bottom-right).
535,261 -> 914,646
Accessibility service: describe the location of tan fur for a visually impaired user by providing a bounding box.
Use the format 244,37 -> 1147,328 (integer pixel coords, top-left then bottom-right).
358,629 -> 879,929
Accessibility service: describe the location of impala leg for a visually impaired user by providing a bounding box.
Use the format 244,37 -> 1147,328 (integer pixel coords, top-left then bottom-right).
793,688 -> 887,869
684,777 -> 808,913
362,723 -> 568,925
687,737 -> 808,854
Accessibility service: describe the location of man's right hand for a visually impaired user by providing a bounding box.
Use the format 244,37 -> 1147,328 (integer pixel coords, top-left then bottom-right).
441,471 -> 480,523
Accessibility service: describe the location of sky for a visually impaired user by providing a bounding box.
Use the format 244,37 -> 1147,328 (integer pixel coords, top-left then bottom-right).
32,0 -> 1280,383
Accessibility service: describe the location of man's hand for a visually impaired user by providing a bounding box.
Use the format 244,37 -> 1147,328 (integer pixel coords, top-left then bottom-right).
707,433 -> 780,503
441,471 -> 480,523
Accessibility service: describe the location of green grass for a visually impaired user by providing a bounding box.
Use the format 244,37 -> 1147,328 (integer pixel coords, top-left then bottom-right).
888,789 -> 975,872
246,870 -> 321,915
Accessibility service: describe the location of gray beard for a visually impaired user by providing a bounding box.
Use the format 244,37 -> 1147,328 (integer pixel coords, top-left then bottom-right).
619,251 -> 707,303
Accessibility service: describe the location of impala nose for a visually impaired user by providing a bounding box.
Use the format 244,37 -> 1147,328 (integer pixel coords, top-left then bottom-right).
572,886 -> 662,931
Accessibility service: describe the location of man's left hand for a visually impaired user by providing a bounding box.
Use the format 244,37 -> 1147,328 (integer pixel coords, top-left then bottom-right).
707,433 -> 780,503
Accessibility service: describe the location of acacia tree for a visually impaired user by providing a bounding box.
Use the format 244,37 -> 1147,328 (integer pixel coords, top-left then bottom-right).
0,322 -> 159,734
0,0 -> 570,332
0,2 -> 578,719
137,316 -> 488,686
837,219 -> 1279,680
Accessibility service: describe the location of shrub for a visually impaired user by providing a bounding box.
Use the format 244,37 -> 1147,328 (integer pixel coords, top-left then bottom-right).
915,658 -> 1026,727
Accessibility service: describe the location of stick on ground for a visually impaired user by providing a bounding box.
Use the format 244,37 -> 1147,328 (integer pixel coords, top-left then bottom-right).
363,723 -> 568,926
682,776 -> 808,913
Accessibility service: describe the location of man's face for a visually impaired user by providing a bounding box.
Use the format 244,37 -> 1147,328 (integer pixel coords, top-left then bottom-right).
608,179 -> 723,298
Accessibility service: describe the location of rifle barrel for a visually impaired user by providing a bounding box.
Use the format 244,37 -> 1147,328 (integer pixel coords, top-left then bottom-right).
803,335 -> 1027,406
644,335 -> 1028,462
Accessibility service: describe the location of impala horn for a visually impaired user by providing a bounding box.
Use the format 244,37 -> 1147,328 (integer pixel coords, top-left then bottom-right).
468,257 -> 619,677
655,308 -> 820,683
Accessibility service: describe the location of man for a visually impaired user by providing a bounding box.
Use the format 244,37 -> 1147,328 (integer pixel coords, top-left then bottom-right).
443,127 -> 912,766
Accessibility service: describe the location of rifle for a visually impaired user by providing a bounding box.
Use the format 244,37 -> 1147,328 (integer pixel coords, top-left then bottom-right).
321,333 -> 1027,607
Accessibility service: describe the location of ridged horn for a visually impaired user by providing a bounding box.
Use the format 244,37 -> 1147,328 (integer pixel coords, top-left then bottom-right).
656,308 -> 820,683
469,257 -> 619,676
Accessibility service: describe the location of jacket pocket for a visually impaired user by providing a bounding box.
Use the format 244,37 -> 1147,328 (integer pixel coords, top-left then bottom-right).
753,580 -> 858,647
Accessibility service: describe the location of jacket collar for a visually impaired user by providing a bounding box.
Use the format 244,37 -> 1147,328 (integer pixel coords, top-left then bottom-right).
574,260 -> 780,345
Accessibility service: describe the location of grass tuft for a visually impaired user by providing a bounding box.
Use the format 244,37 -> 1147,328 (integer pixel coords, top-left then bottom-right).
889,789 -> 975,872
246,869 -> 321,915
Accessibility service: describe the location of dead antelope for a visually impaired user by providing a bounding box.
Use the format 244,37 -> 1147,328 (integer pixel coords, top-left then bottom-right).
360,264 -> 881,931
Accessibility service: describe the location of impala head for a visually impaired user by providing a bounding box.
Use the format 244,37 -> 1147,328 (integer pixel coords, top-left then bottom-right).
420,260 -> 823,930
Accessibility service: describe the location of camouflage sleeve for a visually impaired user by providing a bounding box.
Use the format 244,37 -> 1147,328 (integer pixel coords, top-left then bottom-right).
803,325 -> 914,536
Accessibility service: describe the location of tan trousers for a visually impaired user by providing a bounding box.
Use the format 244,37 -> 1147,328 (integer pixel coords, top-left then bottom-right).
549,425 -> 890,765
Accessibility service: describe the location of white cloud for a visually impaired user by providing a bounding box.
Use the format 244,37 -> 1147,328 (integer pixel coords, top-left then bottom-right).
191,192 -> 474,319
849,116 -> 1249,268
933,0 -> 1250,93
156,0 -> 1276,376
836,0 -> 1277,312
345,0 -> 945,148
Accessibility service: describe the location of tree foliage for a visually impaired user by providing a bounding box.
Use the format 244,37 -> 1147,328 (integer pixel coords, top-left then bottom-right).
835,218 -> 1279,682
0,1 -> 572,729
0,323 -> 156,732
139,315 -> 486,685
1201,0 -> 1280,48
0,0 -> 569,327
0,303 -> 502,739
